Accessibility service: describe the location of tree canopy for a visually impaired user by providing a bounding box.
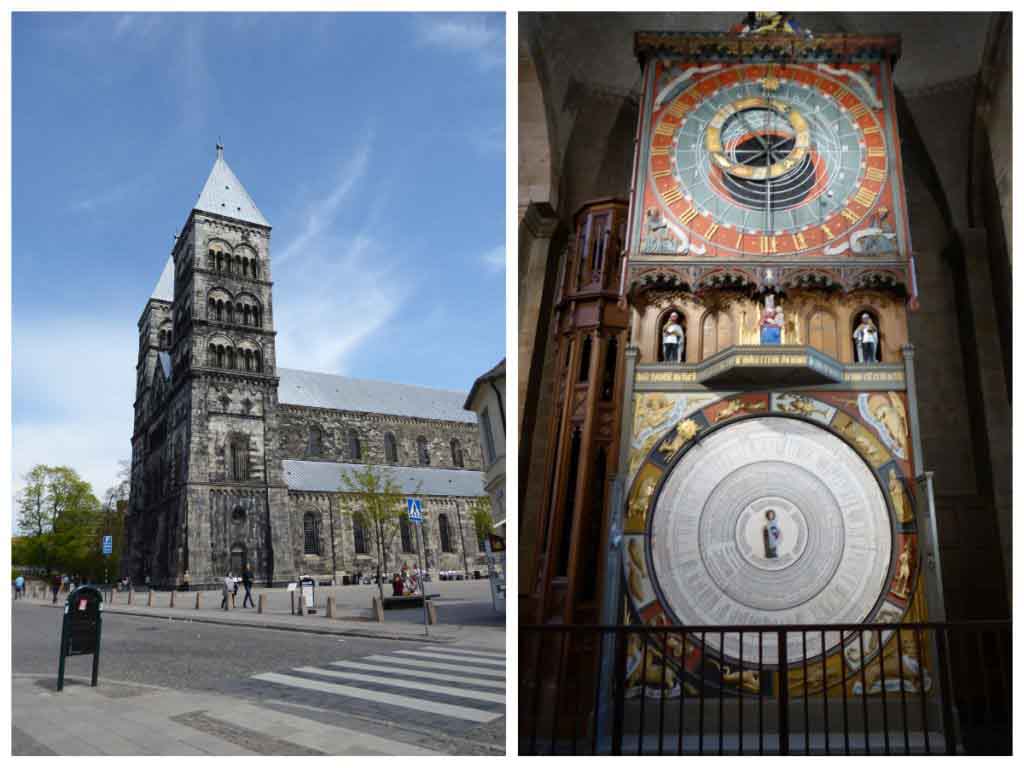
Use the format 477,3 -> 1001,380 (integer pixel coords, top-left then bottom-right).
13,464 -> 122,582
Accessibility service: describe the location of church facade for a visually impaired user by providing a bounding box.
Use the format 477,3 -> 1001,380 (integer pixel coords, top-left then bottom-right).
123,147 -> 487,588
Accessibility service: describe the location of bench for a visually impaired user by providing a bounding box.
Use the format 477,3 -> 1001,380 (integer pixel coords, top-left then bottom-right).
382,594 -> 439,609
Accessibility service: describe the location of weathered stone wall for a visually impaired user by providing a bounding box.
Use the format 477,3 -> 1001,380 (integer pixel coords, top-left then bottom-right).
277,405 -> 483,471
286,491 -> 489,581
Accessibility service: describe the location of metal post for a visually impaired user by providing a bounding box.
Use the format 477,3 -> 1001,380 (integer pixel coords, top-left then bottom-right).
417,523 -> 429,636
56,610 -> 68,692
91,603 -> 102,687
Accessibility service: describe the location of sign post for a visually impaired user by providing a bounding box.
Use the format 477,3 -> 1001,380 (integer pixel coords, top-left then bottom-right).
407,498 -> 429,636
57,585 -> 103,692
102,535 -> 112,593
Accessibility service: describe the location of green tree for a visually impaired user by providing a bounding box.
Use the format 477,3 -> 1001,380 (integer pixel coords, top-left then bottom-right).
15,465 -> 104,579
468,496 -> 494,548
341,464 -> 415,603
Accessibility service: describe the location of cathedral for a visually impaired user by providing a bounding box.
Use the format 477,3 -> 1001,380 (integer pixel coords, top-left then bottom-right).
123,146 -> 488,589
519,12 -> 1010,755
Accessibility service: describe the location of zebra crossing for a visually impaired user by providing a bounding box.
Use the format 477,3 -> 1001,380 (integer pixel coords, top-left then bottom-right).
250,646 -> 506,730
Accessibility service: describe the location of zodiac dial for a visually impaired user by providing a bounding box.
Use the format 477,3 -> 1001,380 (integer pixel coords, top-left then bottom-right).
647,63 -> 889,257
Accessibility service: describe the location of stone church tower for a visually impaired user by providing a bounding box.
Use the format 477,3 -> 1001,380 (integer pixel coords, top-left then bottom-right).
125,145 -> 295,588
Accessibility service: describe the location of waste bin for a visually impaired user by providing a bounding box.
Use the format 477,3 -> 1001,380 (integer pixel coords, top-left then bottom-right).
299,575 -> 316,614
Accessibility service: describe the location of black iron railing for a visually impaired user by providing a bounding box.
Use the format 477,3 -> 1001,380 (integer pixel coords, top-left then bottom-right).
519,621 -> 1010,755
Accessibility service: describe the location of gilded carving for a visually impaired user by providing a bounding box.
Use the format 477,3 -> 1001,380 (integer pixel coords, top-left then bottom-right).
853,629 -> 931,695
861,392 -> 909,459
625,636 -> 679,698
891,539 -> 913,599
889,468 -> 912,524
721,666 -> 760,692
658,418 -> 699,459
715,397 -> 767,422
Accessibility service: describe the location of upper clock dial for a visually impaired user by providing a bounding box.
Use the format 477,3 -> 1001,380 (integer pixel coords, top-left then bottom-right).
647,63 -> 889,257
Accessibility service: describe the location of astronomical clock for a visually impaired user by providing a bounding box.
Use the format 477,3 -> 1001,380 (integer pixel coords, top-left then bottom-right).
608,20 -> 935,702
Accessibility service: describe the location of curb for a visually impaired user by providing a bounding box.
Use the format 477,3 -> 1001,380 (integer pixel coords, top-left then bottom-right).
18,601 -> 457,644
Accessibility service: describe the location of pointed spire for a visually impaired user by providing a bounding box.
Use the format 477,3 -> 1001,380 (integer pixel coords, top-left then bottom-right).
193,143 -> 269,227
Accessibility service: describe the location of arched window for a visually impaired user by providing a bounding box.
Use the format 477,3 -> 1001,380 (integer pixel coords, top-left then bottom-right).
807,308 -> 839,359
251,261 -> 259,279
303,512 -> 321,555
215,345 -> 225,368
384,432 -> 398,463
226,348 -> 235,369
229,436 -> 249,481
439,513 -> 453,553
230,543 -> 246,573
400,517 -> 413,553
416,436 -> 430,466
700,311 -> 734,360
308,426 -> 323,456
347,428 -> 361,461
450,438 -> 463,467
253,350 -> 262,373
353,519 -> 369,555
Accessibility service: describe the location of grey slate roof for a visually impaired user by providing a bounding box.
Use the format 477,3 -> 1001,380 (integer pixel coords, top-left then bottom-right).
194,146 -> 270,227
151,256 -> 174,302
282,460 -> 485,497
277,368 -> 477,423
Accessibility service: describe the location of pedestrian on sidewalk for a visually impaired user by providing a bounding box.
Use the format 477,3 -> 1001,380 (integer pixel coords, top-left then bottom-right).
50,573 -> 62,604
221,573 -> 233,610
14,574 -> 24,599
241,566 -> 255,608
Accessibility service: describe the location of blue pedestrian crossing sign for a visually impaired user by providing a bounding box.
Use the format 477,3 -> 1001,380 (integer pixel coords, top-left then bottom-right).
406,498 -> 423,524
102,535 -> 113,556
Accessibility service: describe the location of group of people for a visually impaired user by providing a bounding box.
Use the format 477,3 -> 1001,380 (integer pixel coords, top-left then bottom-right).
221,566 -> 255,609
390,564 -> 422,597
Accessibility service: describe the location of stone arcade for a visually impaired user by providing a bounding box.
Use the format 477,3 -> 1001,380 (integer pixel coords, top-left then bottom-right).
123,146 -> 488,588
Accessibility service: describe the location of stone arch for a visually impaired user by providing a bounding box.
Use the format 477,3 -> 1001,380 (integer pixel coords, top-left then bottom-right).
519,29 -> 559,215
849,305 -> 883,362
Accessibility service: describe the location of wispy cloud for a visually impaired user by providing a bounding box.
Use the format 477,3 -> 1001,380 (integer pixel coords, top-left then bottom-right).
274,140 -> 410,375
112,13 -> 163,41
276,139 -> 372,265
69,179 -> 138,213
415,14 -> 504,70
482,244 -> 505,272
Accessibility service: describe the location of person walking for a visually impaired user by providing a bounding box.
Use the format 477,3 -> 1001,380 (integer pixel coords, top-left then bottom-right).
50,573 -> 62,604
14,574 -> 25,600
221,573 -> 233,610
241,565 -> 255,608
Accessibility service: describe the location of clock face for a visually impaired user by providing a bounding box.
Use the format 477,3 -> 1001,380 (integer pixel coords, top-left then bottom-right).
646,63 -> 889,257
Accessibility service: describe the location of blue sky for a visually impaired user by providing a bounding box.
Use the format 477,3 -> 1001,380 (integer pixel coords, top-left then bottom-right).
12,12 -> 506,499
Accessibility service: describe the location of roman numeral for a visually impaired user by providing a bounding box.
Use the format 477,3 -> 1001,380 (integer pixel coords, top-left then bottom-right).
654,122 -> 677,136
848,103 -> 870,120
665,101 -> 687,118
841,208 -> 859,222
735,231 -> 745,249
662,187 -> 683,205
867,147 -> 886,158
650,147 -> 670,156
680,207 -> 699,225
862,125 -> 880,135
865,167 -> 886,182
792,232 -> 808,249
652,169 -> 673,179
821,224 -> 834,239
853,188 -> 877,208
705,222 -> 720,239
759,236 -> 777,254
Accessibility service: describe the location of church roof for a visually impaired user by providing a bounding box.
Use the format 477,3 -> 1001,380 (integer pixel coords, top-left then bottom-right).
150,256 -> 174,302
282,460 -> 486,497
193,145 -> 270,227
277,368 -> 477,424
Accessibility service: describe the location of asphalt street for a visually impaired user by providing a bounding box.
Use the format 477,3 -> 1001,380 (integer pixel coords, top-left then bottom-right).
13,601 -> 505,754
